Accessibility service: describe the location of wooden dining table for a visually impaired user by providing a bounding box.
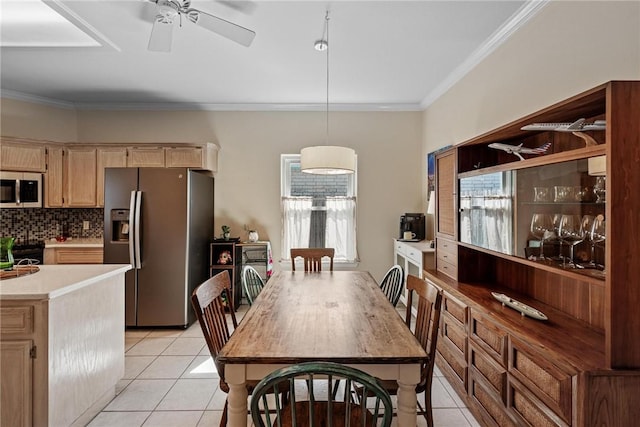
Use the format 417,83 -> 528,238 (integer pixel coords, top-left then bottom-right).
217,270 -> 427,427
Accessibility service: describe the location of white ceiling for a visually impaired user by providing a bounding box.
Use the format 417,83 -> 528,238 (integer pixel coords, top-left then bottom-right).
0,0 -> 538,111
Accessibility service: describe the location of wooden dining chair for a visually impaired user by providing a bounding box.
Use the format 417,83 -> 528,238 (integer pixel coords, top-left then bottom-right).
379,265 -> 404,307
191,270 -> 288,427
250,361 -> 393,427
190,271 -> 238,427
242,265 -> 265,306
290,248 -> 335,272
379,275 -> 442,427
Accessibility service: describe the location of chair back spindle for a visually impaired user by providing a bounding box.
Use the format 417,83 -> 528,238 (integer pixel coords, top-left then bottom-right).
290,248 -> 335,272
379,265 -> 404,307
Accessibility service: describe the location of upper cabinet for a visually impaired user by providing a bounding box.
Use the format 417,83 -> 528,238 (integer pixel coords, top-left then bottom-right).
0,139 -> 46,172
10,140 -> 218,208
96,147 -> 127,207
45,146 -> 64,208
64,147 -> 97,207
127,147 -> 165,167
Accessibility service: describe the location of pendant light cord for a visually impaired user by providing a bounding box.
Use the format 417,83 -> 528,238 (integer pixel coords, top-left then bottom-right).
325,10 -> 330,145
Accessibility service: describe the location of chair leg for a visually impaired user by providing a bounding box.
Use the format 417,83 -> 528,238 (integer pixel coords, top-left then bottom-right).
416,394 -> 433,427
220,400 -> 228,427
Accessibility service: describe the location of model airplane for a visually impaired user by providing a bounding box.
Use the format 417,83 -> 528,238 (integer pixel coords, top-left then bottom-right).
521,118 -> 606,132
488,142 -> 551,161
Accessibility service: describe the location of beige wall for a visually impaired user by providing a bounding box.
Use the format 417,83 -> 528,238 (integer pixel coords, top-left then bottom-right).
0,98 -> 78,142
422,1 -> 640,156
1,105 -> 423,279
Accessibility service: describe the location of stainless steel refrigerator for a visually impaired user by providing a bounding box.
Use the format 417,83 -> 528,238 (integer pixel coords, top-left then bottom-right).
103,168 -> 214,328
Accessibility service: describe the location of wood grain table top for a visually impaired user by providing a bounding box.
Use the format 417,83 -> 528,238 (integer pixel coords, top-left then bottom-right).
218,271 -> 427,364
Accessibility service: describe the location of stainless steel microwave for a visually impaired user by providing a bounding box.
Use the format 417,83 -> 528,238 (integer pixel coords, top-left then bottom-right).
0,171 -> 42,208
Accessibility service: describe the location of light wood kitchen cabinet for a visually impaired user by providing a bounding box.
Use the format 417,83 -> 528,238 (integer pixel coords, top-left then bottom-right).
0,140 -> 46,172
166,146 -> 202,167
1,303 -> 40,427
45,145 -> 64,208
64,147 -> 97,207
96,147 -> 127,207
165,144 -> 218,171
0,339 -> 33,427
127,146 -> 165,167
44,247 -> 103,264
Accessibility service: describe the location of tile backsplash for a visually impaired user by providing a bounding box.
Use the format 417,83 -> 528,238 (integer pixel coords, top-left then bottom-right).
0,208 -> 104,242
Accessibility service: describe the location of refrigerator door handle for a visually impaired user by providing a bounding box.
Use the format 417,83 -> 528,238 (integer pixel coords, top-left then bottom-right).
128,191 -> 137,268
134,191 -> 142,269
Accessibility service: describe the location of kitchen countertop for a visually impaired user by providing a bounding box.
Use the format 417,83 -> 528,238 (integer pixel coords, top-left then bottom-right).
0,264 -> 130,300
45,237 -> 104,248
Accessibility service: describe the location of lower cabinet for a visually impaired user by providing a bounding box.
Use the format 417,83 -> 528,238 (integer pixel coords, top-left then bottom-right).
0,302 -> 42,427
0,339 -> 33,427
44,247 -> 104,264
434,289 -> 581,427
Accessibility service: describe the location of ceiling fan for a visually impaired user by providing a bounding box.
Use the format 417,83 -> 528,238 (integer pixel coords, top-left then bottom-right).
146,0 -> 256,52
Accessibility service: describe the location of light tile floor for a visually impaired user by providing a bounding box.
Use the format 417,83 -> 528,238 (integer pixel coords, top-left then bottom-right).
87,304 -> 481,427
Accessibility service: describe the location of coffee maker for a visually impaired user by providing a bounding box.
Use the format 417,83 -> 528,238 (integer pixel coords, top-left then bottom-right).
399,213 -> 425,241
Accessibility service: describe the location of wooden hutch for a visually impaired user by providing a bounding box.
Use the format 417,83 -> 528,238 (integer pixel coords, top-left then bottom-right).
427,81 -> 640,426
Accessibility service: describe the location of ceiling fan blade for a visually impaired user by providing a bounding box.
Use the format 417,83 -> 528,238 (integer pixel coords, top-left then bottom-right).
148,15 -> 174,52
217,0 -> 257,15
186,9 -> 255,47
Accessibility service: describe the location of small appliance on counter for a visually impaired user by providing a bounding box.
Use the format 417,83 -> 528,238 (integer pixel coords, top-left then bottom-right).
399,213 -> 425,241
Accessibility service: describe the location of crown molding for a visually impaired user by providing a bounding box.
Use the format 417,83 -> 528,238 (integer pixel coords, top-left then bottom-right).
420,0 -> 549,109
1,89 -> 77,109
0,90 -> 422,112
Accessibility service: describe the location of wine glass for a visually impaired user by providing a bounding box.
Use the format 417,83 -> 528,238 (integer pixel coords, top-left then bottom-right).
593,176 -> 606,203
558,214 -> 585,268
580,215 -> 596,267
530,213 -> 553,260
590,216 -> 606,270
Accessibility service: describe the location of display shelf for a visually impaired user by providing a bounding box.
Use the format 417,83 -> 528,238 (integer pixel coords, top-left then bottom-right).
432,81 -> 640,427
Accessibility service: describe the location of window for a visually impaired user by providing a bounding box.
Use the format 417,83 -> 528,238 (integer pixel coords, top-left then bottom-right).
281,154 -> 358,263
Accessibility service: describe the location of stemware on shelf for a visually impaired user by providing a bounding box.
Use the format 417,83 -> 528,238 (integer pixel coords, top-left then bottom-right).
558,214 -> 586,268
530,213 -> 553,260
580,215 -> 596,267
593,176 -> 606,203
590,216 -> 606,271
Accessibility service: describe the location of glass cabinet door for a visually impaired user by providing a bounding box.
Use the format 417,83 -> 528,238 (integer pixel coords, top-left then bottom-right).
515,156 -> 606,274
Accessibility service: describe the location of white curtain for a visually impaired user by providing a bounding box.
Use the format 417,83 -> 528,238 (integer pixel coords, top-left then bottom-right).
460,196 -> 512,255
325,197 -> 357,261
281,198 -> 312,260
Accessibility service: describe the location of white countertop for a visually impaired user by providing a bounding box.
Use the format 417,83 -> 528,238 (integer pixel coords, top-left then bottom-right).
0,264 -> 130,300
45,238 -> 104,248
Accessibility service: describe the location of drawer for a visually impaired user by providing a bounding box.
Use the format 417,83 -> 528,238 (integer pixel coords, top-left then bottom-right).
470,343 -> 507,400
0,306 -> 34,334
394,241 -> 406,256
437,238 -> 457,258
508,376 -> 569,427
404,247 -> 422,266
509,337 -> 575,423
55,248 -> 103,264
470,374 -> 516,427
437,342 -> 467,390
442,314 -> 466,358
443,293 -> 467,325
437,258 -> 458,280
470,312 -> 507,366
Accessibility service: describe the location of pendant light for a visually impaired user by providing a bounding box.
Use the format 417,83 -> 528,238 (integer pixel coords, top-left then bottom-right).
301,10 -> 356,175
